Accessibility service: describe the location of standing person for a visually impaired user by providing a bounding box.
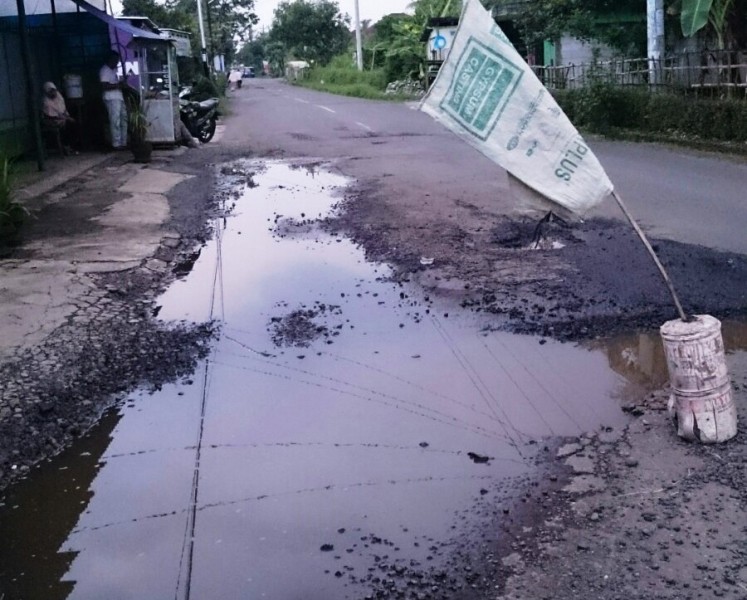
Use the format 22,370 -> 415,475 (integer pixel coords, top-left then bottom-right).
99,51 -> 127,149
228,69 -> 242,91
41,81 -> 77,153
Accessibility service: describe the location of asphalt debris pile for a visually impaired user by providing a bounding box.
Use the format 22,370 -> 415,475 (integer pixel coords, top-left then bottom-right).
269,301 -> 345,348
331,185 -> 747,341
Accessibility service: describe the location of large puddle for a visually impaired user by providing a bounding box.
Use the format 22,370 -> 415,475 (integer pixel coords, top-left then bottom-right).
2,160 -> 745,599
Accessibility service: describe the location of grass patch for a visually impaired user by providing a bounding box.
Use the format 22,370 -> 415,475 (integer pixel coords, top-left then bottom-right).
293,56 -> 412,101
218,96 -> 232,117
298,79 -> 393,100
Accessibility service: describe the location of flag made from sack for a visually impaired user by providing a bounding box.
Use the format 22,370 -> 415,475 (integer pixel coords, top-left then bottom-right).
420,0 -> 614,215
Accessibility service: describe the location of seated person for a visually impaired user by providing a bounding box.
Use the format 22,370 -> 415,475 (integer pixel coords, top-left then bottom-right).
41,81 -> 77,153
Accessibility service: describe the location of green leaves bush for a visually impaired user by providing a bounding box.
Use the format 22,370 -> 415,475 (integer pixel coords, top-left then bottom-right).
553,87 -> 747,142
297,57 -> 390,99
0,156 -> 27,248
192,76 -> 221,101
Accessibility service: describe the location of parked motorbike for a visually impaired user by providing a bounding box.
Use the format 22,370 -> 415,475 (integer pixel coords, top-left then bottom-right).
179,87 -> 219,144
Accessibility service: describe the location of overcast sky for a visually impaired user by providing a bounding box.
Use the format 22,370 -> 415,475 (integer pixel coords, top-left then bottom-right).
110,0 -> 414,30
254,0 -> 413,30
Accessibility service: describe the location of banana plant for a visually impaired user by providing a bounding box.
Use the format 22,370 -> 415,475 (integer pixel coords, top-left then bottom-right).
707,0 -> 735,49
680,0 -> 735,48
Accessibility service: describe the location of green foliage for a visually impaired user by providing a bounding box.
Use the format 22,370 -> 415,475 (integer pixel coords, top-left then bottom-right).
237,38 -> 266,74
678,0 -> 745,48
122,0 -> 176,27
487,0 -> 646,57
176,57 -> 201,85
680,0 -> 713,36
0,156 -> 27,246
204,0 -> 259,63
301,81 -> 391,99
383,18 -> 426,82
192,76 -> 221,100
297,56 -> 391,99
553,87 -> 747,142
411,0 -> 462,21
214,72 -> 229,96
264,40 -> 287,76
378,0 -> 463,80
364,14 -> 418,82
0,156 -> 12,214
706,0 -> 735,49
269,0 -> 351,66
122,0 -> 258,66
125,97 -> 149,143
554,82 -> 647,132
644,93 -> 747,141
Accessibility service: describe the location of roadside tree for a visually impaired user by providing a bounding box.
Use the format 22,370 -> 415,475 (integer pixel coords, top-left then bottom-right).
371,0 -> 462,82
269,0 -> 351,66
482,0 -> 647,56
237,36 -> 267,74
679,0 -> 746,48
122,0 -> 257,65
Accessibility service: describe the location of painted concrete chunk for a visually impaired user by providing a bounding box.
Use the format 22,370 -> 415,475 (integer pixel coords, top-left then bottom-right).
557,442 -> 583,458
565,455 -> 595,475
119,169 -> 193,195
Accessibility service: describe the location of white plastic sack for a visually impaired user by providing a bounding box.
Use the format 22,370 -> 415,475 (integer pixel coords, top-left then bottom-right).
420,0 -> 614,216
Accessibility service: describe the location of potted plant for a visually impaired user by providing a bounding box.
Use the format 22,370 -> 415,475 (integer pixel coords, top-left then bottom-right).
0,155 -> 27,250
126,98 -> 152,163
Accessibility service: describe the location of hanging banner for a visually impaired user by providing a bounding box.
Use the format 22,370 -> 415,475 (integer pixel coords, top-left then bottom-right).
420,0 -> 614,215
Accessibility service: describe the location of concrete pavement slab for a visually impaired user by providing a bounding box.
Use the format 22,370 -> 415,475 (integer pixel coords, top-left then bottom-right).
0,162 -> 194,360
14,154 -> 111,202
0,260 -> 92,360
119,169 -> 191,195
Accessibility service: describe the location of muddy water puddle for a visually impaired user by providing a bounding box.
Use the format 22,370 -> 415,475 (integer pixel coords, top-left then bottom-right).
3,160 -> 746,599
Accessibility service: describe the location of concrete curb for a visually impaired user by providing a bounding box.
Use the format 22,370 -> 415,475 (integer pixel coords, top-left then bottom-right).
15,154 -> 112,201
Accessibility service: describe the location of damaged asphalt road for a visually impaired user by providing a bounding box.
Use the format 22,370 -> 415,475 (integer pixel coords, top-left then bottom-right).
1,78 -> 747,600
330,201 -> 747,341
0,152 -> 220,490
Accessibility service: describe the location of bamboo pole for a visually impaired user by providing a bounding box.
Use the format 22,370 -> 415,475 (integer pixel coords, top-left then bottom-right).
612,190 -> 689,322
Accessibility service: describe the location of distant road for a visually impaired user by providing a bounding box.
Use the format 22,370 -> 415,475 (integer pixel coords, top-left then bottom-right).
590,140 -> 747,255
225,79 -> 747,255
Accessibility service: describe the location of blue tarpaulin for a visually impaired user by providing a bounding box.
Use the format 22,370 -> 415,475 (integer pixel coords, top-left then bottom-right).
68,0 -> 164,41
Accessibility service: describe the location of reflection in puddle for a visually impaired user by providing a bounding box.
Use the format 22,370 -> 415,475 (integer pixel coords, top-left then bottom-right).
588,320 -> 747,392
7,160 -> 744,599
0,412 -> 120,600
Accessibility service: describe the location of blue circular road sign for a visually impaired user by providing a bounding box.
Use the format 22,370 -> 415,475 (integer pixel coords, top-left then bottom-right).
433,35 -> 447,50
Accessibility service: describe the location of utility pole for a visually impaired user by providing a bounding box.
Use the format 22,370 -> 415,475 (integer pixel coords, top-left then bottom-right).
354,0 -> 363,71
196,0 -> 210,76
206,0 -> 215,64
647,0 -> 664,86
16,0 -> 44,171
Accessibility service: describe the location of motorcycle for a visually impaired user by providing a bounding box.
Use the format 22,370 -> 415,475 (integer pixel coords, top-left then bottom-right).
179,87 -> 219,144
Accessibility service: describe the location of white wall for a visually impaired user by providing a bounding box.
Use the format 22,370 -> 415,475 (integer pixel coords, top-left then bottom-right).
557,36 -> 615,65
426,26 -> 458,62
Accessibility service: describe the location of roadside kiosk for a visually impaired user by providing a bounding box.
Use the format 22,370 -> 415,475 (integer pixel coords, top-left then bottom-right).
130,38 -> 179,144
114,17 -> 180,144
